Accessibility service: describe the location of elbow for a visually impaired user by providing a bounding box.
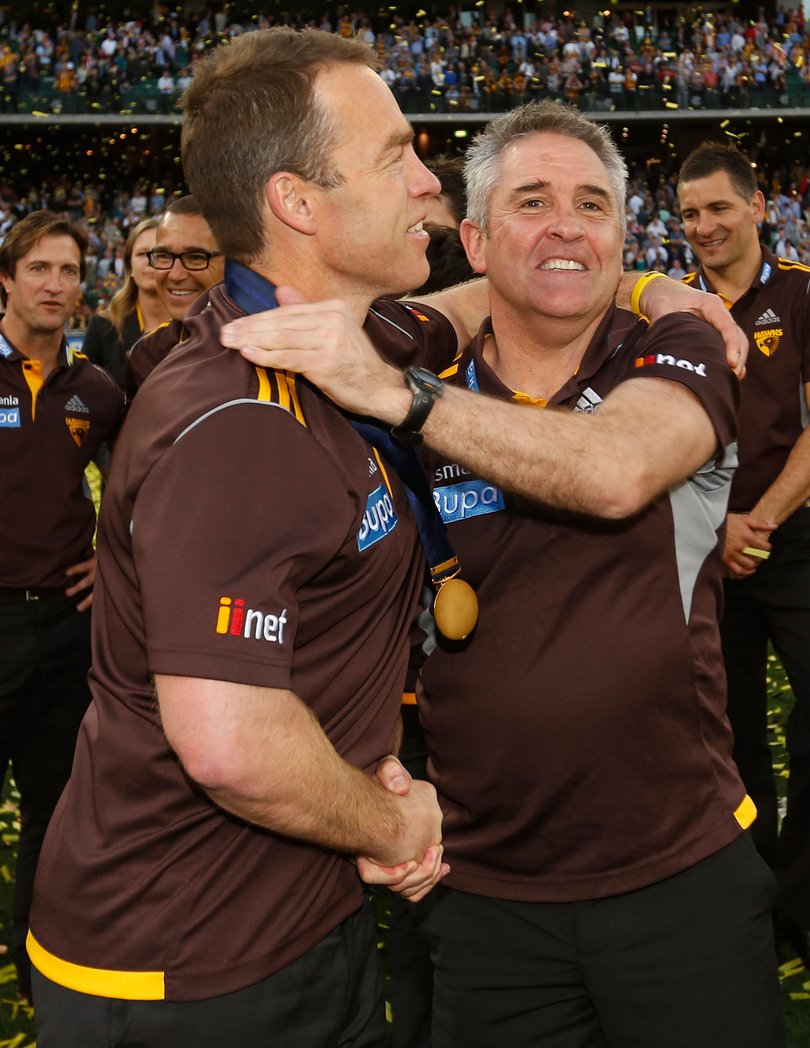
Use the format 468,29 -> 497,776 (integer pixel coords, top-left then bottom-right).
590,468 -> 655,520
165,727 -> 242,794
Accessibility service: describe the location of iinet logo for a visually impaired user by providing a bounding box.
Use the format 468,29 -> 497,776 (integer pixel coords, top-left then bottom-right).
215,597 -> 287,644
634,353 -> 707,377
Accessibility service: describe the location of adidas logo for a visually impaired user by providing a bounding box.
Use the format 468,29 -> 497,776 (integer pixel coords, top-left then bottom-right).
755,308 -> 781,326
574,387 -> 603,414
64,395 -> 89,414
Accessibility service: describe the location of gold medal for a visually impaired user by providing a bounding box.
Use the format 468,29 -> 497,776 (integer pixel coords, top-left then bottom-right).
433,577 -> 479,641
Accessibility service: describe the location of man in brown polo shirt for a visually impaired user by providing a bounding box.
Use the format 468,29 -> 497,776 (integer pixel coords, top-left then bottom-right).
0,211 -> 124,1001
679,142 -> 810,966
125,195 -> 224,400
222,102 -> 784,1048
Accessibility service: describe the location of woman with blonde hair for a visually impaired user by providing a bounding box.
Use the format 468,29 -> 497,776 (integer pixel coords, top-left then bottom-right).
82,216 -> 169,387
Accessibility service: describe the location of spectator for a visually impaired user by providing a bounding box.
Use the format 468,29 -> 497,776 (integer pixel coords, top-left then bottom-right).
81,216 -> 169,389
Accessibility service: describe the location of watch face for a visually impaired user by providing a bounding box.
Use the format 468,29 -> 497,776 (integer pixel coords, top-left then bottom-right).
408,366 -> 442,394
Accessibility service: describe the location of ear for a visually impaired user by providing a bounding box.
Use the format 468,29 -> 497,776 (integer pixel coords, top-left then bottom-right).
265,172 -> 317,236
751,190 -> 766,225
459,218 -> 488,275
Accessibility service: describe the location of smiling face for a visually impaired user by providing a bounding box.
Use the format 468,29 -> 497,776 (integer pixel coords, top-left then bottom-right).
153,211 -> 225,321
678,169 -> 764,277
461,132 -> 623,331
307,63 -> 440,303
0,234 -> 82,339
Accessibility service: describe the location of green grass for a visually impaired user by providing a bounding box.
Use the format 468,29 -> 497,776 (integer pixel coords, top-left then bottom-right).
1,653 -> 808,1045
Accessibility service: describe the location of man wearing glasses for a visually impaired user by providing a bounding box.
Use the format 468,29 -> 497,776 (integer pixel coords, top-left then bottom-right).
125,195 -> 223,399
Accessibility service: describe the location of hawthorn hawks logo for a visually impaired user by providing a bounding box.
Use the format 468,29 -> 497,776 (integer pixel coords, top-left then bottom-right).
65,415 -> 90,446
754,328 -> 782,358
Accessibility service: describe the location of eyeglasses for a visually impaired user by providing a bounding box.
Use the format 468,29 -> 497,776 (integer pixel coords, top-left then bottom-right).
146,248 -> 222,271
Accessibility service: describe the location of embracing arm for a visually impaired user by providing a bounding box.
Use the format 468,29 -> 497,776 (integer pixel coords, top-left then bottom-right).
156,674 -> 443,869
221,298 -> 717,519
413,376 -> 718,518
416,272 -> 747,375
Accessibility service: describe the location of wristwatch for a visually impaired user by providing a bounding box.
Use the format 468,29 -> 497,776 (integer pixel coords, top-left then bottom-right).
391,366 -> 444,446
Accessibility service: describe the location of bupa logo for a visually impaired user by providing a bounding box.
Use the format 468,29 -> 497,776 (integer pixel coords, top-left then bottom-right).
0,394 -> 20,428
433,478 -> 505,524
215,596 -> 287,644
634,353 -> 707,377
357,484 -> 398,551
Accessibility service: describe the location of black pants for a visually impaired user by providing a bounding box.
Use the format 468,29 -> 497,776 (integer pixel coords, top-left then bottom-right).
720,507 -> 810,896
0,591 -> 92,996
32,902 -> 385,1047
418,835 -> 784,1048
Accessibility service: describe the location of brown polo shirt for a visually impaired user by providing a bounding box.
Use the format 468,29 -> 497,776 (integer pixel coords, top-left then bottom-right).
412,308 -> 746,901
29,285 -> 448,1001
684,247 -> 810,512
0,333 -> 124,588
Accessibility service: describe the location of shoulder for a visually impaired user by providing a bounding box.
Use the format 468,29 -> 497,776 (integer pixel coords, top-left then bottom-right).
67,353 -> 125,409
365,297 -> 457,371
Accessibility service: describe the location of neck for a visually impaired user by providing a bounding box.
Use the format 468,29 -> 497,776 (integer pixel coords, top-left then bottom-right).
138,288 -> 171,332
0,314 -> 63,377
252,250 -> 375,326
483,307 -> 601,402
702,243 -> 762,305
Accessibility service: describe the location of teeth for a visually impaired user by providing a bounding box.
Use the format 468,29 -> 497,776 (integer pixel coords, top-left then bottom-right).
539,259 -> 585,271
408,221 -> 424,234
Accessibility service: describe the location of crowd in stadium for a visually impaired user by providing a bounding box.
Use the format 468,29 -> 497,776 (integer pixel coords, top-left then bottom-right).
0,4 -> 808,115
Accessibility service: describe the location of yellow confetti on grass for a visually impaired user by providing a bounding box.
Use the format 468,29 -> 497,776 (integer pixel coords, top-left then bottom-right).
779,957 -> 806,979
0,867 -> 11,884
0,1034 -> 35,1048
0,966 -> 18,987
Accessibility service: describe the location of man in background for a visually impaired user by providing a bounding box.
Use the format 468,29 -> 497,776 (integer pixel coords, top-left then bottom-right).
125,195 -> 224,398
679,142 -> 810,965
0,211 -> 123,1001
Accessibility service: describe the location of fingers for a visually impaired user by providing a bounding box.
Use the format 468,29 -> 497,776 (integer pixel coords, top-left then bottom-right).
375,755 -> 412,796
357,845 -> 449,902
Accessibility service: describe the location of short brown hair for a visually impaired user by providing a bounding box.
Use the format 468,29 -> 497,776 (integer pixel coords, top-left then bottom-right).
677,143 -> 758,202
181,28 -> 378,263
0,210 -> 87,307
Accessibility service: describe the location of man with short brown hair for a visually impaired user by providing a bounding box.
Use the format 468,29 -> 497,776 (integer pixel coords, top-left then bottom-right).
0,211 -> 123,1002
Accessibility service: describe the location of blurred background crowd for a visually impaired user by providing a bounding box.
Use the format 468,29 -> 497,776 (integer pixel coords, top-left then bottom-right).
0,4 -> 808,115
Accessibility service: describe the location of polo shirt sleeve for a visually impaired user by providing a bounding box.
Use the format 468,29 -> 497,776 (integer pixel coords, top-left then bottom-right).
626,312 -> 739,455
131,400 -> 356,690
367,298 -> 459,373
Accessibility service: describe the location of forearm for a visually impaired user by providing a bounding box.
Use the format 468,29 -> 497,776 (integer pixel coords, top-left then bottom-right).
751,428 -> 810,527
413,378 -> 716,519
158,676 -> 436,866
615,270 -> 646,310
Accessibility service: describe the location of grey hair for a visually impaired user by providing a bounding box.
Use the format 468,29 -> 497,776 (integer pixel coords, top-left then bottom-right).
464,100 -> 628,236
